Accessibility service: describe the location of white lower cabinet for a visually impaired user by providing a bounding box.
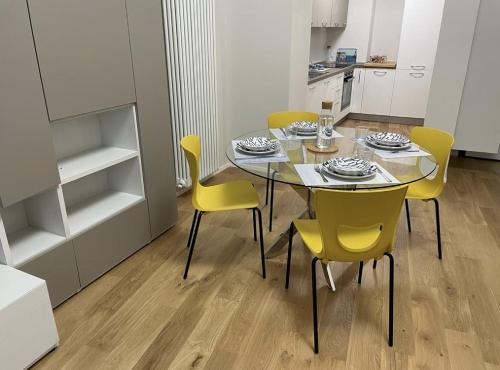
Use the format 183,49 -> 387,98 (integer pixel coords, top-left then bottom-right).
390,69 -> 433,118
361,69 -> 396,116
306,74 -> 344,120
351,68 -> 365,113
306,82 -> 325,114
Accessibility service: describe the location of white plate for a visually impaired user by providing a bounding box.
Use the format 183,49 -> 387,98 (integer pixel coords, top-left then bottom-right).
239,137 -> 275,151
366,141 -> 412,150
324,157 -> 372,176
367,132 -> 410,147
322,165 -> 377,180
236,146 -> 279,156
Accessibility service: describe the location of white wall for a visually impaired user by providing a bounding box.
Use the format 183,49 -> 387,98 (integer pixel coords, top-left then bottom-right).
289,0 -> 313,109
426,0 -> 500,154
309,28 -> 329,63
425,0 -> 480,135
369,0 -> 405,60
327,0 -> 375,62
215,0 -> 311,164
453,0 -> 500,153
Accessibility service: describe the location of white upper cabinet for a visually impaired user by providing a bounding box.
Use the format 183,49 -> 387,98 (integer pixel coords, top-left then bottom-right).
312,0 -> 349,28
331,0 -> 349,27
361,69 -> 395,116
390,70 -> 433,118
350,68 -> 365,114
396,0 -> 445,70
312,0 -> 333,27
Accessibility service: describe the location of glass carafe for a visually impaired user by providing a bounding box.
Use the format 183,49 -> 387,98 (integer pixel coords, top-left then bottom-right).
316,101 -> 334,149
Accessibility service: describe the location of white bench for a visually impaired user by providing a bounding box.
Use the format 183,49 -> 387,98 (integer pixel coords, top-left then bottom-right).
0,265 -> 59,370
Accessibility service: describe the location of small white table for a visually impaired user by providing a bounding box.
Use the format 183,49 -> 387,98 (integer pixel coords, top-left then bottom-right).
0,265 -> 59,370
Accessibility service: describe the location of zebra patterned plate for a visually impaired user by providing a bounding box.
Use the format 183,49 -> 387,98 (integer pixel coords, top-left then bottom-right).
290,121 -> 317,133
366,132 -> 410,148
323,157 -> 375,176
238,137 -> 275,152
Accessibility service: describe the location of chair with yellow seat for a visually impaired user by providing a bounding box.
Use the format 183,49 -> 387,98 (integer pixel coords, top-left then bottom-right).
404,127 -> 454,260
181,135 -> 266,279
266,111 -> 319,231
285,186 -> 408,353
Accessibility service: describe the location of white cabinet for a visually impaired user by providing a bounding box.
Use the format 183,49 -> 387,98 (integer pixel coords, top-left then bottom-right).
390,70 -> 433,118
361,69 -> 395,116
331,0 -> 349,27
312,0 -> 332,27
351,68 -> 365,113
306,82 -> 325,114
397,0 -> 445,70
311,0 -> 349,28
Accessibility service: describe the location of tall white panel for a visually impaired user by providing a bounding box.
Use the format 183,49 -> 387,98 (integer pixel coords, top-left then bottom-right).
163,0 -> 219,188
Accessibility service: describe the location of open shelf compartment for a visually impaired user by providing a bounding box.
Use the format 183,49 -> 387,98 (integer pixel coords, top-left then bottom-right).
0,188 -> 67,267
51,104 -> 140,184
61,157 -> 145,237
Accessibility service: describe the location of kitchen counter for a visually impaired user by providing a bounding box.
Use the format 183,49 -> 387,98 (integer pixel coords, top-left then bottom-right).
308,62 -> 397,85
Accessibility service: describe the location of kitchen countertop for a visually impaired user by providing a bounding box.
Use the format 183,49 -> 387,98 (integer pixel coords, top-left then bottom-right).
308,62 -> 397,85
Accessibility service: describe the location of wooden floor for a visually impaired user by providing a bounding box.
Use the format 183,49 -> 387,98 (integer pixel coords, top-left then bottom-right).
34,120 -> 500,369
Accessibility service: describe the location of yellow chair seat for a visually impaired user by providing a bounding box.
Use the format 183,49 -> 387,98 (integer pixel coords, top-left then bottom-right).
196,180 -> 259,212
337,224 -> 382,253
294,219 -> 323,256
406,180 -> 440,200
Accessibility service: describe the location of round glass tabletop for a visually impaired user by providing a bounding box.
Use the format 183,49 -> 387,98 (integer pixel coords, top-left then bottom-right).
226,127 -> 437,190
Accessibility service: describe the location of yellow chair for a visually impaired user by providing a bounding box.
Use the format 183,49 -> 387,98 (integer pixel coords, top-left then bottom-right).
266,111 -> 319,231
285,186 -> 408,353
404,127 -> 454,259
181,135 -> 266,279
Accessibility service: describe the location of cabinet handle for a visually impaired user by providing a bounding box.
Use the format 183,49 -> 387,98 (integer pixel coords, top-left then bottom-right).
373,71 -> 387,76
409,72 -> 425,78
309,85 -> 317,90
410,65 -> 426,70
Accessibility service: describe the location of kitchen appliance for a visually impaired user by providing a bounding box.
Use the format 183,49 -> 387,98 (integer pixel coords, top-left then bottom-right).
341,70 -> 354,111
336,48 -> 357,67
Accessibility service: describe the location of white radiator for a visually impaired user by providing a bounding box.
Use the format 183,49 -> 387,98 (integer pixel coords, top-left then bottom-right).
162,0 -> 219,189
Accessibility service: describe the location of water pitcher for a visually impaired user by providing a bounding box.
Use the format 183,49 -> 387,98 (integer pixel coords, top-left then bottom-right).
316,101 -> 334,149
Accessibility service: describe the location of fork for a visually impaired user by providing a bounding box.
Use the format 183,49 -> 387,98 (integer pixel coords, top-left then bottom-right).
376,167 -> 393,183
390,149 -> 419,154
314,165 -> 329,183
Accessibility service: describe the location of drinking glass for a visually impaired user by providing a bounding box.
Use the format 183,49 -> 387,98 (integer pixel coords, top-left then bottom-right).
285,124 -> 298,139
354,143 -> 374,162
354,126 -> 370,142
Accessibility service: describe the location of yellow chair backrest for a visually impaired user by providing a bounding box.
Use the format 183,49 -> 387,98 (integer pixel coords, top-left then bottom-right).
267,111 -> 319,129
410,127 -> 454,194
315,186 -> 408,262
180,135 -> 204,209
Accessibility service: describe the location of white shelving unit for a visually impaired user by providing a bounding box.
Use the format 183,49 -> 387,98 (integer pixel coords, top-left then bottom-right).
0,188 -> 67,267
62,157 -> 145,237
0,104 -> 146,267
51,104 -> 140,184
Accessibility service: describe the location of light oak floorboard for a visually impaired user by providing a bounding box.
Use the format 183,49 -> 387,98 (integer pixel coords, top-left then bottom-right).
33,120 -> 500,369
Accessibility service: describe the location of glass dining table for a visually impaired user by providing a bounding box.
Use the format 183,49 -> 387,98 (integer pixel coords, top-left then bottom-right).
226,126 -> 437,289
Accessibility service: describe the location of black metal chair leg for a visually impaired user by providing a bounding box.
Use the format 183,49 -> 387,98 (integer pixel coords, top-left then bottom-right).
187,210 -> 198,248
357,261 -> 364,284
285,222 -> 294,289
252,209 -> 257,241
183,212 -> 203,279
311,257 -> 319,354
373,259 -> 377,269
405,199 -> 412,232
433,198 -> 442,259
265,163 -> 271,205
384,252 -> 394,347
269,176 -> 275,232
255,208 -> 266,279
